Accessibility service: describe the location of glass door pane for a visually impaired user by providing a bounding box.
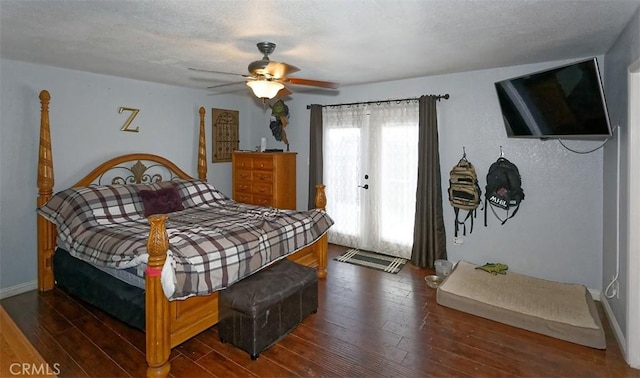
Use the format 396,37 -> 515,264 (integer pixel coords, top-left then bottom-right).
324,126 -> 362,248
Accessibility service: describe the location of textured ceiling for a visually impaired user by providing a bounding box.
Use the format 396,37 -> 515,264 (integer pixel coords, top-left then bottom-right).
1,0 -> 639,96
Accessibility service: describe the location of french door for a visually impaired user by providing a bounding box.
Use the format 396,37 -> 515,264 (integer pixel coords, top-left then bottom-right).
323,102 -> 419,259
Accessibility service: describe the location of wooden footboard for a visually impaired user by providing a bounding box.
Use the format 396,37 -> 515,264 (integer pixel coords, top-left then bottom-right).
36,90 -> 329,378
144,185 -> 328,376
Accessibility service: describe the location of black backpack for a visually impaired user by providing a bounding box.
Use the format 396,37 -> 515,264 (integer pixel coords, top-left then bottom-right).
484,157 -> 524,226
448,157 -> 482,237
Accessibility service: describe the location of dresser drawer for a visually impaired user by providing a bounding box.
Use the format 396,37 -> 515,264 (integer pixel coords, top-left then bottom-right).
252,171 -> 273,183
235,169 -> 253,182
252,158 -> 273,170
252,195 -> 272,207
235,182 -> 252,193
235,156 -> 253,169
253,183 -> 273,196
235,193 -> 253,204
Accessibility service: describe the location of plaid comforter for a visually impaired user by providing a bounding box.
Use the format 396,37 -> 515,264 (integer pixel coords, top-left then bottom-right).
38,180 -> 333,300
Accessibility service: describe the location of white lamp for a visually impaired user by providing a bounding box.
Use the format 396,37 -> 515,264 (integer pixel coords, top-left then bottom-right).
246,80 -> 284,99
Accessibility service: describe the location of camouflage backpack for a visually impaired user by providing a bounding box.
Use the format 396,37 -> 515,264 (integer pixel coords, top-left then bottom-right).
448,157 -> 482,237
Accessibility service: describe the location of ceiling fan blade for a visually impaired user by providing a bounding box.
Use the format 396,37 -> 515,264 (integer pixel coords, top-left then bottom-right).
276,87 -> 293,97
206,81 -> 246,89
206,88 -> 246,96
285,77 -> 340,89
188,67 -> 245,77
264,61 -> 300,79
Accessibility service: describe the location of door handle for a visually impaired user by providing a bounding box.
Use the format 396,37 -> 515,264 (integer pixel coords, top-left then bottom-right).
358,184 -> 369,189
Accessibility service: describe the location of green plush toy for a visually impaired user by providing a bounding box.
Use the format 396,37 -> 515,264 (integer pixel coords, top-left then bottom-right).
475,263 -> 509,275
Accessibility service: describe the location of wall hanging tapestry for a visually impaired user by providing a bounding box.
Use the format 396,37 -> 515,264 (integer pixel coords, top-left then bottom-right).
212,108 -> 239,163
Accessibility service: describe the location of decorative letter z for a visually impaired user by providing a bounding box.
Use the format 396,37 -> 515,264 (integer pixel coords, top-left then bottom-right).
119,107 -> 140,132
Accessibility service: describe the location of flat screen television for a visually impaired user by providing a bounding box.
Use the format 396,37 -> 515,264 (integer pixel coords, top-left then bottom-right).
494,58 -> 612,140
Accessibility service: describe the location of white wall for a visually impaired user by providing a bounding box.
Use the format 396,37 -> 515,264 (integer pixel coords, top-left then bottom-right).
0,59 -> 265,291
603,7 -> 640,359
0,56 -> 609,294
289,59 -> 607,290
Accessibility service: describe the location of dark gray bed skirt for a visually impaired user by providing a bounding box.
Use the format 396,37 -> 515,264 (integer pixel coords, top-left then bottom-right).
53,248 -> 145,331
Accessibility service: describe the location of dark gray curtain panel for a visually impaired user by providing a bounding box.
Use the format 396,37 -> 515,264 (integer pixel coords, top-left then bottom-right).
308,105 -> 323,210
411,95 -> 447,268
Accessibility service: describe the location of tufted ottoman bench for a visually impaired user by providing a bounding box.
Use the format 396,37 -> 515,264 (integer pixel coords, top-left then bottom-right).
218,259 -> 318,359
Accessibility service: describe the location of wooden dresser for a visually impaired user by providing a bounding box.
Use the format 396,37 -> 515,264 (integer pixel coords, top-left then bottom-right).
232,152 -> 297,209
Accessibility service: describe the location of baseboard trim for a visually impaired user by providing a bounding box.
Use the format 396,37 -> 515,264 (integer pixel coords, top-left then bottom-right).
600,294 -> 628,358
0,281 -> 38,300
588,288 -> 601,300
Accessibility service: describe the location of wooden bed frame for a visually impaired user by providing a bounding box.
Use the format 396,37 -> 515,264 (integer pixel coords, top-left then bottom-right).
35,90 -> 328,377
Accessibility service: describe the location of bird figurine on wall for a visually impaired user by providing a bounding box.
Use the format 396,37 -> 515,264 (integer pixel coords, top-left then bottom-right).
269,99 -> 290,151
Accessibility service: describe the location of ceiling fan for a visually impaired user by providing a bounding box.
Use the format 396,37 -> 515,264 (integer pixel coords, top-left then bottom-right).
189,42 -> 339,100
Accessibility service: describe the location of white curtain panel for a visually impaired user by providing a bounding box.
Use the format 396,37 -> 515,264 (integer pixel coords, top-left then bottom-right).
323,101 -> 419,258
322,106 -> 367,249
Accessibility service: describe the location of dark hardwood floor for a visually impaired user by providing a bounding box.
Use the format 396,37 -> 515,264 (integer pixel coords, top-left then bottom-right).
2,244 -> 638,377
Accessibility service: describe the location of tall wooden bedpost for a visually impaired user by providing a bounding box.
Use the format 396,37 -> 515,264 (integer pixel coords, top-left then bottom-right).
315,184 -> 328,278
315,184 -> 327,211
197,107 -> 207,181
145,215 -> 171,378
37,90 -> 56,291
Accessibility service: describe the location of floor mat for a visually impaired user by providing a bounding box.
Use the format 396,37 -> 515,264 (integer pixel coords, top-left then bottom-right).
334,249 -> 407,274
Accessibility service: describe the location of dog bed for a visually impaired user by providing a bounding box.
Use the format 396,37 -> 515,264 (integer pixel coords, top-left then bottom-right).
436,261 -> 606,349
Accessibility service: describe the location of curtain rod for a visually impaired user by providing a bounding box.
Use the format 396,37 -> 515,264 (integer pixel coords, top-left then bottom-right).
306,94 -> 449,109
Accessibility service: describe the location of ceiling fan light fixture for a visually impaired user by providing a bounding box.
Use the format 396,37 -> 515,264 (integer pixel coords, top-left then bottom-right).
246,80 -> 284,99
